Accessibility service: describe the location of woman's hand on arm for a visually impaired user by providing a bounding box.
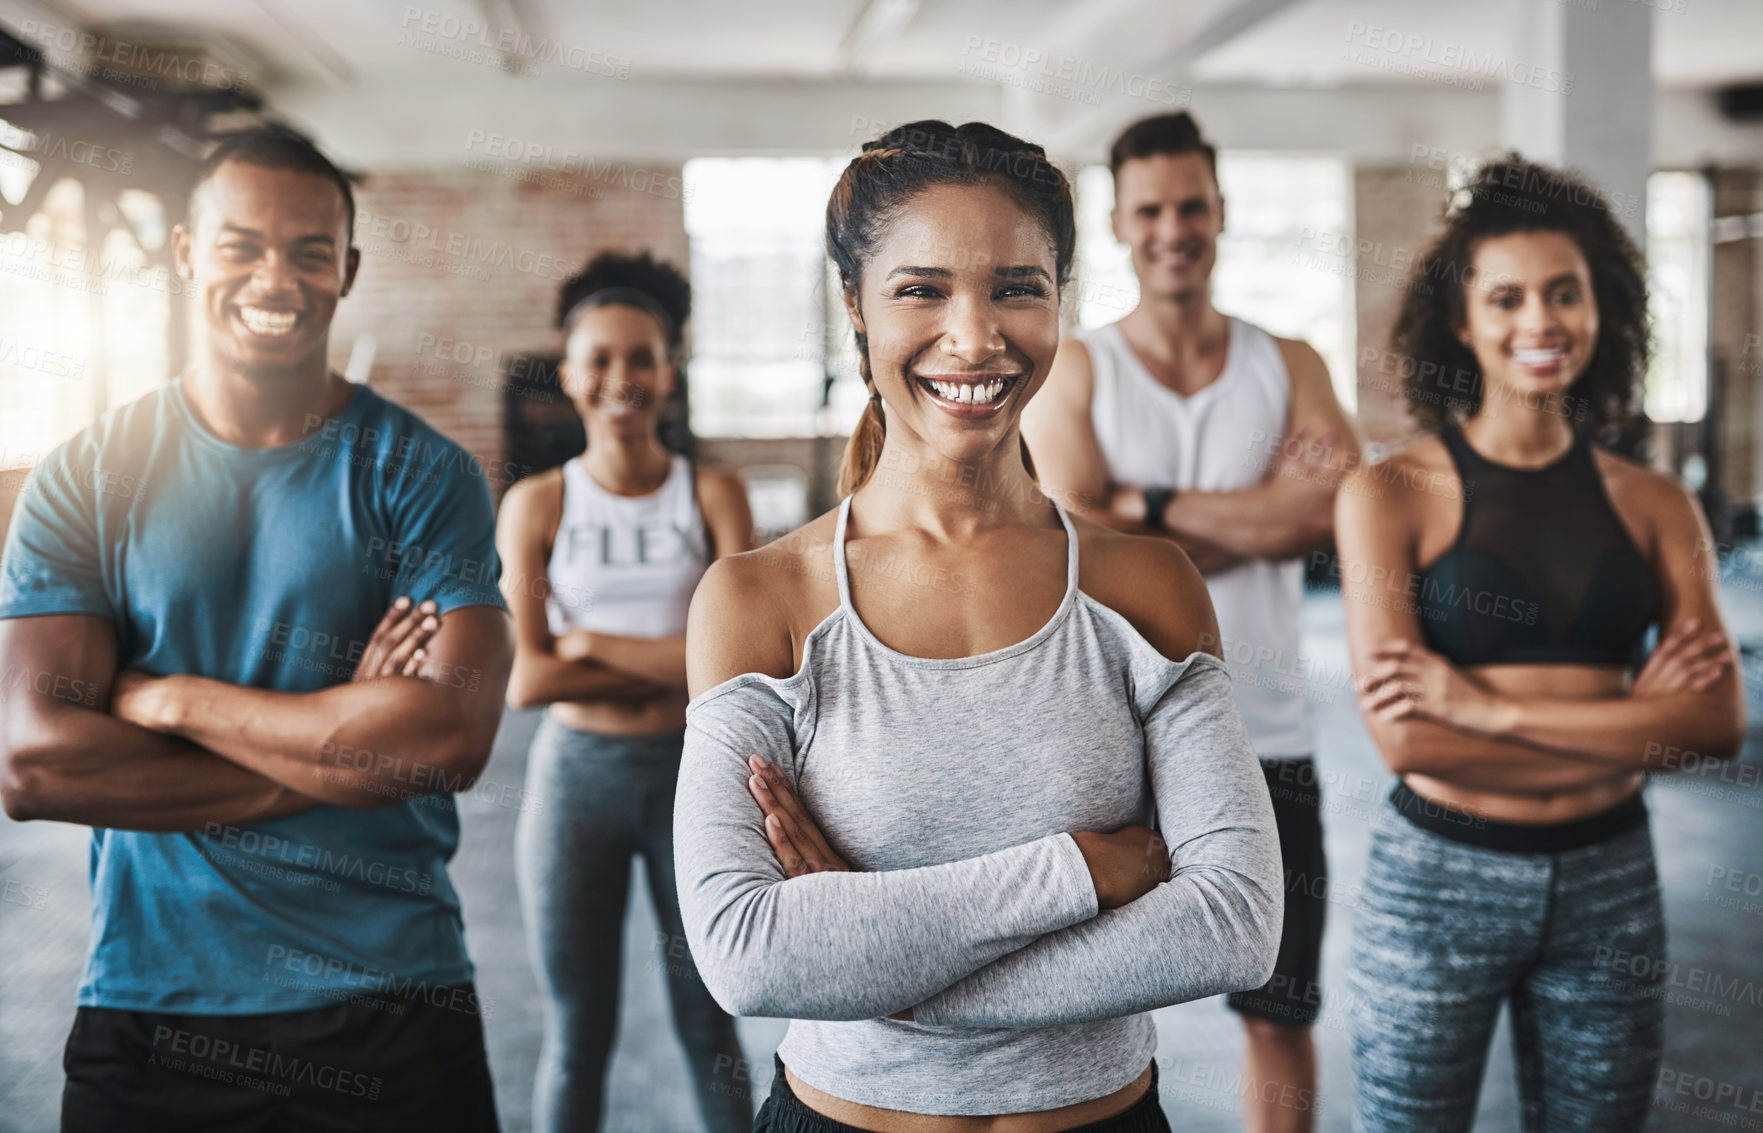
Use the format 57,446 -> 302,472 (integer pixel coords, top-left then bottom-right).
1630,617 -> 1731,697
520,468 -> 753,694
1471,476 -> 1745,768
556,629 -> 689,690
1334,459 -> 1637,793
1357,638 -> 1511,735
745,755 -> 923,1019
747,755 -> 1169,908
1361,614 -> 1733,740
675,558 -> 1103,1022
495,474 -> 670,709
894,540 -> 1282,1029
743,755 -> 1171,1023
746,755 -> 852,876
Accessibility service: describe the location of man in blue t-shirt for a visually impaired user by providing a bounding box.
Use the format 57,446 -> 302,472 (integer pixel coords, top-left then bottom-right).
0,128 -> 513,1130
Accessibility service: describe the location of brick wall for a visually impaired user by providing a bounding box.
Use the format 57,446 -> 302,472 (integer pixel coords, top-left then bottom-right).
327,164 -> 690,489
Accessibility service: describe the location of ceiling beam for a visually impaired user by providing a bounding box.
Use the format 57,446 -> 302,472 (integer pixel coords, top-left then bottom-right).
1028,0 -> 1308,153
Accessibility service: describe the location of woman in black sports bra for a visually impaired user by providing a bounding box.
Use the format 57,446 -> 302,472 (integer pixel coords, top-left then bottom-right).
1335,157 -> 1745,1133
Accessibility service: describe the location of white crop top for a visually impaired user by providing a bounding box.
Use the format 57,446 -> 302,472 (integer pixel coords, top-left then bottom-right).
544,452 -> 710,638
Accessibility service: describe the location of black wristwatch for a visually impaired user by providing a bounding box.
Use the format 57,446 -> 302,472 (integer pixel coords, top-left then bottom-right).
1142,486 -> 1176,532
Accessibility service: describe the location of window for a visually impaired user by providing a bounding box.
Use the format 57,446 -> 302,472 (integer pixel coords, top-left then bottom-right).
0,123 -> 172,470
1645,170 -> 1710,424
0,177 -> 100,470
1073,153 -> 1357,412
682,157 -> 848,438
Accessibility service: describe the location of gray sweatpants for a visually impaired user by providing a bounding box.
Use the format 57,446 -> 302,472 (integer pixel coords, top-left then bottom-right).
1347,790 -> 1666,1132
514,716 -> 752,1133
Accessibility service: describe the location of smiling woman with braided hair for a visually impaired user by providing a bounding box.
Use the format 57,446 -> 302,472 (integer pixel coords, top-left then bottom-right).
672,120 -> 1284,1133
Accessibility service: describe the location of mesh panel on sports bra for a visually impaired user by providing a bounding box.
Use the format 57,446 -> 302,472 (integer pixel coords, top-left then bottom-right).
1415,428 -> 1658,667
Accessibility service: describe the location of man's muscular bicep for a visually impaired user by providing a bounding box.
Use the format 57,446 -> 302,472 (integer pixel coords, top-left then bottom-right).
0,614 -> 307,829
1278,339 -> 1360,467
405,605 -> 513,736
0,613 -> 119,726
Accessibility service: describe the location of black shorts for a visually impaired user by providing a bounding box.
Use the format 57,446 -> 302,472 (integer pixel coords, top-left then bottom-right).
1226,756 -> 1327,1028
754,1055 -> 1172,1132
60,984 -> 499,1132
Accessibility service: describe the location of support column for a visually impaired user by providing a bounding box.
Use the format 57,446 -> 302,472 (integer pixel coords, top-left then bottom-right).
1501,0 -> 1652,244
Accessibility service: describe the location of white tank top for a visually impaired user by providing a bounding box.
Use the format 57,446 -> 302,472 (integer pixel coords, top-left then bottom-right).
544,452 -> 711,638
1078,316 -> 1311,758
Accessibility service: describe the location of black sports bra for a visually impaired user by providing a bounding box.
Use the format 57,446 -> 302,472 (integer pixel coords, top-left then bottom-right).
1415,427 -> 1659,667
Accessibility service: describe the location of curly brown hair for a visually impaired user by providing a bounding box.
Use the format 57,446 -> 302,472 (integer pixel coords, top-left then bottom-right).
1390,154 -> 1650,436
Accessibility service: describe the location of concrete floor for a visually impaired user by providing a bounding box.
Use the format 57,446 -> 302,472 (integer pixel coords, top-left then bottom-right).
3,585 -> 1762,1132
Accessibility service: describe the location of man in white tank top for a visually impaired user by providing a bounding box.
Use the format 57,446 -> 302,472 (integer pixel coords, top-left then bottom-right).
1023,112 -> 1358,1133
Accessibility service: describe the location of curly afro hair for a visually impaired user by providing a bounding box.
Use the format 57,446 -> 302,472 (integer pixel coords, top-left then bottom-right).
554,250 -> 692,356
1390,153 -> 1650,436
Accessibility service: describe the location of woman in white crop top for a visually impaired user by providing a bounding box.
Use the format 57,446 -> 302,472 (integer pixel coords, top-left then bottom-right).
678,122 -> 1282,1133
494,252 -> 756,1132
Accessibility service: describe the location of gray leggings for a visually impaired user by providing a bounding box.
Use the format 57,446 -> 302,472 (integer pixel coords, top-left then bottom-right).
514,716 -> 751,1133
1347,787 -> 1666,1132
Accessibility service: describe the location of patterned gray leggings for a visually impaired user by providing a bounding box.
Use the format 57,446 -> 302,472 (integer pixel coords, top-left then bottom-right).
1347,786 -> 1665,1132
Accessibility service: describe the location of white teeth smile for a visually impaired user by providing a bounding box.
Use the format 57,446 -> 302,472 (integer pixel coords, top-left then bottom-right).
238,306 -> 298,337
924,377 -> 1009,405
1514,347 -> 1566,366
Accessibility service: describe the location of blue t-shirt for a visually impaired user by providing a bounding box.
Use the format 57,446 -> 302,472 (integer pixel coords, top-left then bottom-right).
0,378 -> 508,1014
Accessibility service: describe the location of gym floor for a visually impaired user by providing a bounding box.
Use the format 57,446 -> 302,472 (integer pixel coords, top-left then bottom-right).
3,581 -> 1760,1133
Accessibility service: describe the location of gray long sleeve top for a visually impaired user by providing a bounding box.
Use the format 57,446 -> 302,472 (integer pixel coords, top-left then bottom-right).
674,493 -> 1283,1116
